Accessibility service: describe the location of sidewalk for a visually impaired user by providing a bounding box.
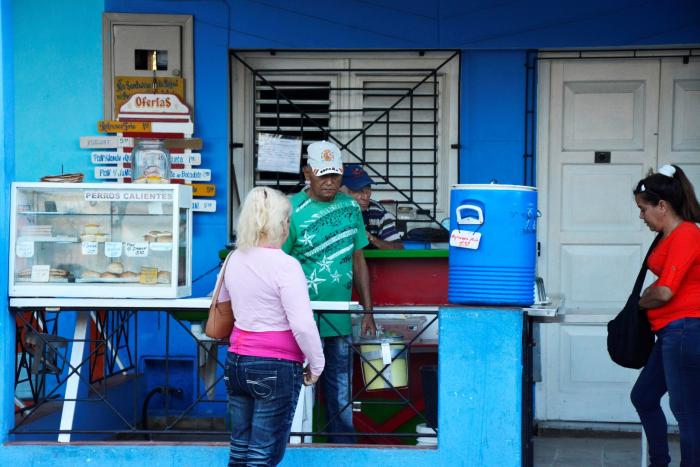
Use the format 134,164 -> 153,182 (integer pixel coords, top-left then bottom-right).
534,433 -> 681,467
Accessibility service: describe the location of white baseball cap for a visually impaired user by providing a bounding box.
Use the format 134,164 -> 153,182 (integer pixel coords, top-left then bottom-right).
306,141 -> 344,176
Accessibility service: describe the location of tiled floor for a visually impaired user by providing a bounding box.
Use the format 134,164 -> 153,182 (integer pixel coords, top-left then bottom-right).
533,434 -> 681,467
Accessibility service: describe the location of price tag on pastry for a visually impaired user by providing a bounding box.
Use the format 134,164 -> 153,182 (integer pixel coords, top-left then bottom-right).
81,241 -> 98,255
16,239 -> 34,258
31,265 -> 50,282
125,242 -> 149,257
104,242 -> 123,258
450,230 -> 482,249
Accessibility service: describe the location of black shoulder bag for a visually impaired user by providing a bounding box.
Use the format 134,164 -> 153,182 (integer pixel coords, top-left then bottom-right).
606,233 -> 662,369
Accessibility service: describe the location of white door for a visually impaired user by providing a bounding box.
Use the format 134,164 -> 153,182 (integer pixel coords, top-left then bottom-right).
658,57 -> 700,188
535,57 -> 700,423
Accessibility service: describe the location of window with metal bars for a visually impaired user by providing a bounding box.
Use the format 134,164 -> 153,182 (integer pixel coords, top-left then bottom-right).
254,80 -> 332,188
230,51 -> 460,235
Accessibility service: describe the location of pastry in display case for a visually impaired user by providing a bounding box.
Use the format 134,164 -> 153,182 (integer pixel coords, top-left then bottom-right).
9,182 -> 192,298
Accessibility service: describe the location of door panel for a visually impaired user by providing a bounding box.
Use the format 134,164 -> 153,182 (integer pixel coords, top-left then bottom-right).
560,244 -> 641,310
563,81 -> 647,151
658,58 -> 700,189
539,59 -> 661,423
561,165 -> 642,232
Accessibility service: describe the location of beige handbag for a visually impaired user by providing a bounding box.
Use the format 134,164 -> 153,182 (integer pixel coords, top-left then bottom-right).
205,251 -> 235,339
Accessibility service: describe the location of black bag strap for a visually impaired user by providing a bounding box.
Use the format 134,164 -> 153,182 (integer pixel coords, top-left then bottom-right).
631,233 -> 664,297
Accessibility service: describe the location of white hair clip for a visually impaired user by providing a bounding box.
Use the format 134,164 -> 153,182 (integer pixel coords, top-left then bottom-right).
640,184 -> 646,192
658,165 -> 676,178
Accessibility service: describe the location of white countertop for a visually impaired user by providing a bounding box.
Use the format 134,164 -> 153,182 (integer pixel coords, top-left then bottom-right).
9,297 -> 360,311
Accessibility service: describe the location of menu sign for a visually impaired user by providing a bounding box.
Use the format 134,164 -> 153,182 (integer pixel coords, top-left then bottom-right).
114,76 -> 185,113
84,190 -> 174,202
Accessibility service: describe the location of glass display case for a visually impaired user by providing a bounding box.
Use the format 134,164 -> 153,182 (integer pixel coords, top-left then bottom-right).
9,182 -> 192,298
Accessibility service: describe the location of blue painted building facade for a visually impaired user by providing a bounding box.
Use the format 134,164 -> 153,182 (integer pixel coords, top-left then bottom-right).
0,1 -> 698,465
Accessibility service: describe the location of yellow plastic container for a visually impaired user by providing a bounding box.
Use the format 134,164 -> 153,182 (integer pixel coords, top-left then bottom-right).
359,336 -> 407,391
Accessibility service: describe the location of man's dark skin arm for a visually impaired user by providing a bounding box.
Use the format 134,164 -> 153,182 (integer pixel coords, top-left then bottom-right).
352,249 -> 377,336
367,232 -> 404,250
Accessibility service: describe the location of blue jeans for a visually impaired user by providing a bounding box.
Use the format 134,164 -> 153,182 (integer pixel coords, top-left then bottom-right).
631,317 -> 700,467
320,336 -> 356,444
224,352 -> 303,466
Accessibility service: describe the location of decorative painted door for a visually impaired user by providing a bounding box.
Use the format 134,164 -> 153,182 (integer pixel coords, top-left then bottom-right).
536,56 -> 700,423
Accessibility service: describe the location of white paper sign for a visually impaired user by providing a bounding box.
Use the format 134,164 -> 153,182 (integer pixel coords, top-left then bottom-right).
81,241 -> 98,255
16,239 -> 34,258
381,342 -> 392,365
125,242 -> 149,257
256,133 -> 302,174
31,265 -> 50,282
104,242 -> 123,258
450,230 -> 482,250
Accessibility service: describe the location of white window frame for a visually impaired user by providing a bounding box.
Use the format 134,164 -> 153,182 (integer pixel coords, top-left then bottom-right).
230,51 -> 459,232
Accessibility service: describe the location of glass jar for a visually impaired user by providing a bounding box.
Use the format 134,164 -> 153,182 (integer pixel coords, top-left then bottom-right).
131,139 -> 171,184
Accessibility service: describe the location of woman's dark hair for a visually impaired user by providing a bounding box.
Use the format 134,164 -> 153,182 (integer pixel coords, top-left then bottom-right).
633,165 -> 700,222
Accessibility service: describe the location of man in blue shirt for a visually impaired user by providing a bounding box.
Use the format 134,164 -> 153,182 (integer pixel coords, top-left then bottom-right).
341,164 -> 404,250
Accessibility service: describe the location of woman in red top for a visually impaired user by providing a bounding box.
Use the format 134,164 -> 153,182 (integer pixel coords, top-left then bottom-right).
630,164 -> 700,467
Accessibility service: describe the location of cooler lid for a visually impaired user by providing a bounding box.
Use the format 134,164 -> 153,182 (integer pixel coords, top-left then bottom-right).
451,184 -> 536,192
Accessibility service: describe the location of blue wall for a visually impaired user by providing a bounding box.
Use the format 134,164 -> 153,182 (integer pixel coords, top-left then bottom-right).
13,0 -> 103,182
0,0 -> 14,444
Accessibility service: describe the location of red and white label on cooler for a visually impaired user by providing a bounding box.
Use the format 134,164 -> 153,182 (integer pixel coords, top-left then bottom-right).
450,230 -> 481,250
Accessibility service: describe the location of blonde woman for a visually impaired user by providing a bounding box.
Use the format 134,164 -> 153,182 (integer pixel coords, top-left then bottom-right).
218,187 -> 324,466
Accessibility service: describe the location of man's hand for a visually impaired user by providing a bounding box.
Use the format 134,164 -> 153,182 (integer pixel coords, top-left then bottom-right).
361,313 -> 377,337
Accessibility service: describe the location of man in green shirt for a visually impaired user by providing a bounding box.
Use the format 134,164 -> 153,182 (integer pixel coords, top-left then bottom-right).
283,141 -> 375,443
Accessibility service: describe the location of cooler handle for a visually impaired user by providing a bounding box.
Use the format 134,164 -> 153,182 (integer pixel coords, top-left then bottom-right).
456,204 -> 483,225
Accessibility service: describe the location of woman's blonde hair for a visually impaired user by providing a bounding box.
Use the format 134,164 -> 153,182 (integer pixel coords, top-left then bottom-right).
236,187 -> 291,250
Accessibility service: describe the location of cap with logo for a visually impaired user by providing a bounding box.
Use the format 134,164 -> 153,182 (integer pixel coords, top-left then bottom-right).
342,163 -> 375,191
306,141 -> 344,176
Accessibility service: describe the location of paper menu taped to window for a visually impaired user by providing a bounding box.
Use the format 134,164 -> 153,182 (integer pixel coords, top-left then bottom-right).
256,133 -> 302,174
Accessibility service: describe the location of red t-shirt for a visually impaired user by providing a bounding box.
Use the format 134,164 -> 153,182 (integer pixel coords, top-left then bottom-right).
646,221 -> 700,331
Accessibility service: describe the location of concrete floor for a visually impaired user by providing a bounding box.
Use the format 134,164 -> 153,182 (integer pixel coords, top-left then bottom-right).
533,434 -> 681,467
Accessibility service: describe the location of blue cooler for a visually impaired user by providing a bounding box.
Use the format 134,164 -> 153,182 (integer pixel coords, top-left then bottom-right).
448,184 -> 537,306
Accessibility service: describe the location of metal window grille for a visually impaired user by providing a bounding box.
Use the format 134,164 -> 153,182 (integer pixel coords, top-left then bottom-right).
232,51 -> 460,232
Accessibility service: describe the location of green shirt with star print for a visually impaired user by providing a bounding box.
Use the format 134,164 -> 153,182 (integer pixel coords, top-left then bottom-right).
282,189 -> 368,337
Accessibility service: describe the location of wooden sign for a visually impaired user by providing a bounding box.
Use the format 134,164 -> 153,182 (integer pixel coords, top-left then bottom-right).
98,120 -> 193,135
81,136 -> 202,150
192,183 -> 216,197
81,136 -> 133,149
163,138 -> 202,150
95,167 -> 131,179
170,168 -> 211,182
119,93 -> 190,115
114,76 -> 185,113
91,152 -> 131,164
192,199 -> 216,212
98,120 -> 152,133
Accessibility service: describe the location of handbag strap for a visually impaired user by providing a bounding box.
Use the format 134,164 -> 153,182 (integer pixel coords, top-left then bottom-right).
631,233 -> 663,296
211,250 -> 235,307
